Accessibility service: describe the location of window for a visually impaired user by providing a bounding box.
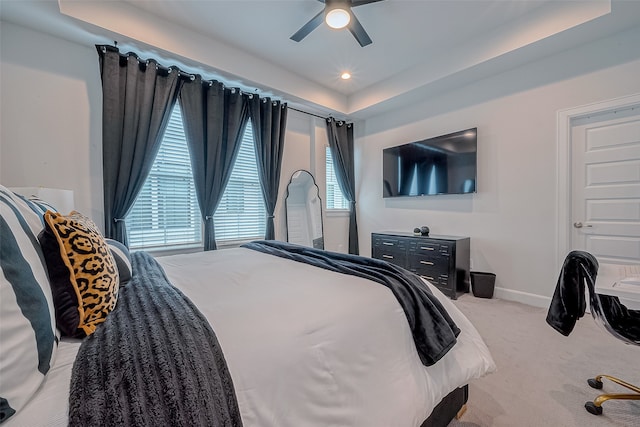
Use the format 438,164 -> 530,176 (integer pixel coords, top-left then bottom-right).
213,120 -> 266,243
126,109 -> 265,249
325,146 -> 349,210
127,104 -> 202,249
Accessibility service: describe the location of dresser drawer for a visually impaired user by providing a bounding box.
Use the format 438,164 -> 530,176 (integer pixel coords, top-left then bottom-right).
409,239 -> 439,252
408,250 -> 450,270
437,242 -> 452,256
413,270 -> 449,289
372,235 -> 407,265
374,249 -> 403,263
373,235 -> 406,249
410,262 -> 448,280
413,270 -> 443,282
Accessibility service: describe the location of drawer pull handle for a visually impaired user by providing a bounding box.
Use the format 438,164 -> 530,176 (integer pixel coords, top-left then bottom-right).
420,275 -> 434,280
382,255 -> 394,259
382,242 -> 394,246
420,261 -> 434,265
420,247 -> 435,251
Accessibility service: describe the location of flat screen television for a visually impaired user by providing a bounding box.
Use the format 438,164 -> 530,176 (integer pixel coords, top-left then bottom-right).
383,128 -> 477,198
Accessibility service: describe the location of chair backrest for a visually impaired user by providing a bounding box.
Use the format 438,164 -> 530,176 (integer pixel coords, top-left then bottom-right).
587,281 -> 640,346
547,250 -> 640,346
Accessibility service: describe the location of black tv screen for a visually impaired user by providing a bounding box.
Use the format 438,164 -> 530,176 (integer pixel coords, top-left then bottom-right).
383,128 -> 477,198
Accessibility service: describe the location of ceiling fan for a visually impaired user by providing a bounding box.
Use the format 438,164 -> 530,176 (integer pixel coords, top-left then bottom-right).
290,0 -> 386,47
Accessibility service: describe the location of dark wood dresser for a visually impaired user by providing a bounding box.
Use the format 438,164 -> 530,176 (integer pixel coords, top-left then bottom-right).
371,232 -> 470,299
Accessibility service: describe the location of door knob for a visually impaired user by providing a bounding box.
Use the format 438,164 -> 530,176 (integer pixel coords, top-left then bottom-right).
573,222 -> 593,228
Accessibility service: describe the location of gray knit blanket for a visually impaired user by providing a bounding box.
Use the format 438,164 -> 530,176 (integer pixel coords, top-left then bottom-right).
68,252 -> 243,427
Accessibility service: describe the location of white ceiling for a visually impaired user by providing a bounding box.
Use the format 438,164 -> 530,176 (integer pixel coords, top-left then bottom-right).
1,1 -> 639,119
126,0 -> 549,94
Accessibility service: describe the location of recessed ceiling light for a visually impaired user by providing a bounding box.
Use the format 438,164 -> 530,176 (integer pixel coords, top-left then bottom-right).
326,9 -> 350,29
341,72 -> 352,80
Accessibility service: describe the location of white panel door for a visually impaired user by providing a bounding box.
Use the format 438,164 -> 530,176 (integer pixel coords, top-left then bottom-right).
571,107 -> 640,263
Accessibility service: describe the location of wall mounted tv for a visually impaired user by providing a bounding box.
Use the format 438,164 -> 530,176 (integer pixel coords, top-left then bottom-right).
383,127 -> 477,198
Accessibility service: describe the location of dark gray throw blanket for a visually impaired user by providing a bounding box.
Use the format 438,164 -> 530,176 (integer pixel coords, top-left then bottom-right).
242,240 -> 460,366
546,250 -> 640,343
69,252 -> 242,427
546,250 -> 598,336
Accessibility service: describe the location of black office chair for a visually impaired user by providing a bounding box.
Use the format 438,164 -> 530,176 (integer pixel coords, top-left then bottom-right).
546,250 -> 640,415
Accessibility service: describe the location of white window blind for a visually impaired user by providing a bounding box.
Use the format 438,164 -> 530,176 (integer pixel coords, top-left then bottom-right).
213,120 -> 266,242
325,146 -> 349,210
126,104 -> 202,249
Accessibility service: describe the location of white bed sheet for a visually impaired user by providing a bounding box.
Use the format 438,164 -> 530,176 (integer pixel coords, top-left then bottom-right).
7,247 -> 495,427
5,339 -> 81,427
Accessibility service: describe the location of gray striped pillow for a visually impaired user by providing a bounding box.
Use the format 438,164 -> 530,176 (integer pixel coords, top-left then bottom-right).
25,195 -> 58,216
105,238 -> 132,286
0,186 -> 58,423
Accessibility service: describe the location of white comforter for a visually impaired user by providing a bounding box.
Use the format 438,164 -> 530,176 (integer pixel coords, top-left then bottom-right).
8,247 -> 495,427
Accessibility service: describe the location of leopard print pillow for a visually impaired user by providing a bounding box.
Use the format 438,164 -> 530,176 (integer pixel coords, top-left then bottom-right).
39,210 -> 119,337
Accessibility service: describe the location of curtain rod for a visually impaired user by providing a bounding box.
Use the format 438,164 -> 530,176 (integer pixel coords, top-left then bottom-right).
289,106 -> 352,124
289,106 -> 327,120
103,44 -> 351,124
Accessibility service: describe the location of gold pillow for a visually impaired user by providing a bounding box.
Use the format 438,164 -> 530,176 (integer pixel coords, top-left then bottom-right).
39,210 -> 119,337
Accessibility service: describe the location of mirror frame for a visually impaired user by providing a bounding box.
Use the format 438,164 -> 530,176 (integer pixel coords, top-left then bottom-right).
285,170 -> 324,249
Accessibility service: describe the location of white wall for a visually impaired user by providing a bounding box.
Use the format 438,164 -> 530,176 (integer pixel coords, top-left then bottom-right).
0,21 -> 350,250
0,21 -> 103,223
356,27 -> 640,306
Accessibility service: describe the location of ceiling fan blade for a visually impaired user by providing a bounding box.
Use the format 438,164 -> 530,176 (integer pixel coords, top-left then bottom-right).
351,0 -> 385,7
348,13 -> 372,47
290,10 -> 325,42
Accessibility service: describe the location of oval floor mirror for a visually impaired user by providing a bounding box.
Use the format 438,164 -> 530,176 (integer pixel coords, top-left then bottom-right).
285,170 -> 324,249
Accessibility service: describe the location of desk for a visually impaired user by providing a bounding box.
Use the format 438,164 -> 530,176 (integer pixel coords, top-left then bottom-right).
596,263 -> 640,310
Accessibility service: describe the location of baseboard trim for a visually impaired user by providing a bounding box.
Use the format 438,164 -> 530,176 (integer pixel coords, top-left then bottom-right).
493,287 -> 551,309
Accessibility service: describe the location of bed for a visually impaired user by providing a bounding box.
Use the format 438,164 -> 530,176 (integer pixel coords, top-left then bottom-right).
0,185 -> 495,426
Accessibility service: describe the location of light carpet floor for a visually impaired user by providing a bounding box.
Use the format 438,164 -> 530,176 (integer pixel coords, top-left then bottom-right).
447,294 -> 639,427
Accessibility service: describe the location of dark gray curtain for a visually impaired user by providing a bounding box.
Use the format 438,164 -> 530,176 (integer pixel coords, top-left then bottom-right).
179,77 -> 249,250
97,45 -> 183,245
326,118 -> 359,255
247,96 -> 288,240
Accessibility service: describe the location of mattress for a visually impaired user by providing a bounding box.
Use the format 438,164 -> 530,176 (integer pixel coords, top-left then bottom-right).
7,247 -> 495,426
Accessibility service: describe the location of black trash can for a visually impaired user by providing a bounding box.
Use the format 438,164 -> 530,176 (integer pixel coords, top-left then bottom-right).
470,271 -> 496,299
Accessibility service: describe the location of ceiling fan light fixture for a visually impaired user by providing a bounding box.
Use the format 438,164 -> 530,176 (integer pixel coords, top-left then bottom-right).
326,8 -> 350,29
291,0 -> 379,47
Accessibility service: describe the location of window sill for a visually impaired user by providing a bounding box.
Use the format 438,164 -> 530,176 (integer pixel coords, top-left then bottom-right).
216,237 -> 263,249
325,209 -> 350,218
134,243 -> 204,258
130,237 -> 264,257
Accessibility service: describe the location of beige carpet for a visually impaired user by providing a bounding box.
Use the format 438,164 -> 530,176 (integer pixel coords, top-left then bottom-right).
447,295 -> 640,427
